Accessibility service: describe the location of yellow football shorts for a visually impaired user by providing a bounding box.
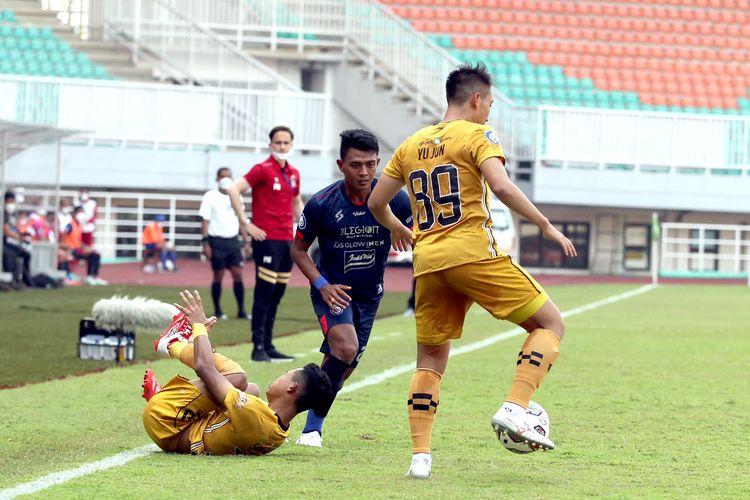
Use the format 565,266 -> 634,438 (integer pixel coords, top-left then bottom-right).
415,255 -> 548,345
143,375 -> 219,452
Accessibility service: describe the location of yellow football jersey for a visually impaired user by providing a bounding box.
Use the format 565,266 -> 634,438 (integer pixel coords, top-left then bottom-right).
189,387 -> 289,455
383,120 -> 507,276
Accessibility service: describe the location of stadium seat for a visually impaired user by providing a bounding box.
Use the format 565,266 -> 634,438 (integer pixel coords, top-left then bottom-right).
389,0 -> 750,114
0,9 -> 112,80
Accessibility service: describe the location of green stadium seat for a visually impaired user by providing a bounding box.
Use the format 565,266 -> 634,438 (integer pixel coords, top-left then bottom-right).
43,39 -> 58,51
93,66 -> 108,79
1,9 -> 18,23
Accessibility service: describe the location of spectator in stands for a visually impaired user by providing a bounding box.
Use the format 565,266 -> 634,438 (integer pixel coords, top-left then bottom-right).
15,210 -> 35,242
60,205 -> 107,286
57,198 -> 73,236
142,214 -> 176,273
29,209 -> 53,242
199,167 -> 248,321
3,191 -> 33,288
227,126 -> 303,362
76,188 -> 98,246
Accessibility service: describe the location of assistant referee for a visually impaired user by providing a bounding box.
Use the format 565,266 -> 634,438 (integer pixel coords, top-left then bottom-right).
199,167 -> 248,320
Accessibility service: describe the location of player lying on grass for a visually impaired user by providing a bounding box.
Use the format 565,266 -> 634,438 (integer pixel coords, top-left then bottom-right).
141,290 -> 333,455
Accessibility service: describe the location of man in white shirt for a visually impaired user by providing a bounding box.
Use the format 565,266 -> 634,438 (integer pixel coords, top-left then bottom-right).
77,188 -> 98,246
199,168 -> 248,320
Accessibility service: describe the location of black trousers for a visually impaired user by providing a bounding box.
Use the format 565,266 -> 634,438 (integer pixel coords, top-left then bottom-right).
3,242 -> 32,286
251,239 -> 293,350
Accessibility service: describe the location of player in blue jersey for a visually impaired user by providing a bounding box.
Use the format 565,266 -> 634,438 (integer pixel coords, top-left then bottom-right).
290,129 -> 413,447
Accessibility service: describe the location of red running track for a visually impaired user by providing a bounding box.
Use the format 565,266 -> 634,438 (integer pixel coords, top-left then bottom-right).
99,259 -> 745,291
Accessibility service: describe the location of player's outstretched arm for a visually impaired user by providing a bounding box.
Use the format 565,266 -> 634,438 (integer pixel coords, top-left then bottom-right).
368,176 -> 413,252
175,290 -> 233,405
480,157 -> 577,257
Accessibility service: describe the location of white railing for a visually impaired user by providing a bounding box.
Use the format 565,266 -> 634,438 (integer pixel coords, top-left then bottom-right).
92,0 -> 517,142
660,223 -> 750,284
0,75 -> 330,150
20,188 -> 217,260
90,0 -> 300,90
536,107 -> 750,173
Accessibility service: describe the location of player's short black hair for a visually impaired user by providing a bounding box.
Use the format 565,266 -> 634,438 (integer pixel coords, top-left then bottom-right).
293,363 -> 334,414
216,167 -> 231,177
269,125 -> 294,142
445,62 -> 492,105
4,190 -> 15,201
339,128 -> 379,161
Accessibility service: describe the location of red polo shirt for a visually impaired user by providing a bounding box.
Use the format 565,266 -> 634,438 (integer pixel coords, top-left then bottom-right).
243,155 -> 301,240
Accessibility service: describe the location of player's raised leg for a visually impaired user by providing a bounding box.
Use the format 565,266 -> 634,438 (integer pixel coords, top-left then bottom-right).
491,299 -> 563,451
154,312 -> 250,392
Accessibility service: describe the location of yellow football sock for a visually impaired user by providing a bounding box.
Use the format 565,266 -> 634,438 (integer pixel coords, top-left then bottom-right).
506,328 -> 560,408
408,368 -> 442,454
168,342 -> 245,376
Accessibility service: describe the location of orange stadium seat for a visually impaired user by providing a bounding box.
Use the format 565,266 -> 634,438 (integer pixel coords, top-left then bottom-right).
393,0 -> 750,112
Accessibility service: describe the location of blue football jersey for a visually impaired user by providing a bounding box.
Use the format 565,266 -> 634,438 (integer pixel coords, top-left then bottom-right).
296,178 -> 412,299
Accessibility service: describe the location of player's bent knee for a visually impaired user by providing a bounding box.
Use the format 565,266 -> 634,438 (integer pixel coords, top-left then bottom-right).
331,342 -> 358,364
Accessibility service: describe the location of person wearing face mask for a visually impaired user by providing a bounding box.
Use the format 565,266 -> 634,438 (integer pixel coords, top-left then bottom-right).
2,191 -> 33,288
226,126 -> 303,363
60,205 -> 107,286
76,188 -> 98,246
199,167 -> 248,320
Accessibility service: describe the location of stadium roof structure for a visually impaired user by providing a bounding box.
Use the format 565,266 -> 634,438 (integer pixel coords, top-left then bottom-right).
0,120 -> 87,283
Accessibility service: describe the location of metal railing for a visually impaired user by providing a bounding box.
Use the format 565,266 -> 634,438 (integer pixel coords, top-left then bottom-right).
660,222 -> 750,284
20,188 -> 220,260
91,0 -> 518,143
535,107 -> 750,174
0,75 -> 330,150
89,0 -> 301,90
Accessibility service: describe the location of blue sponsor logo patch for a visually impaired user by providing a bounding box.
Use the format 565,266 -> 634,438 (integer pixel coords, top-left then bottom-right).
485,130 -> 500,144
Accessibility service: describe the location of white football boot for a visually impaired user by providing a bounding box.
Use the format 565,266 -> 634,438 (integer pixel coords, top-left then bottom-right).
405,453 -> 432,479
491,402 -> 555,451
295,431 -> 322,447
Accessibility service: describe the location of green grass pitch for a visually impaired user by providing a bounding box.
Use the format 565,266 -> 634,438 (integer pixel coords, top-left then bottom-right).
1,283 -> 749,498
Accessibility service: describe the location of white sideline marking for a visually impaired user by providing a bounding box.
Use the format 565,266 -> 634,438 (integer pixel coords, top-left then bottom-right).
0,445 -> 159,500
1,284 -> 654,498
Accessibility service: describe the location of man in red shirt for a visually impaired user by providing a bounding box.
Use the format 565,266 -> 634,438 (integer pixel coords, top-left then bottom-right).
228,125 -> 303,362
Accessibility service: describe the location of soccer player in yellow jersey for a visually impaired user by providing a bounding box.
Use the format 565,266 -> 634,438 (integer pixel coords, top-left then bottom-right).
141,290 -> 333,456
368,63 -> 577,479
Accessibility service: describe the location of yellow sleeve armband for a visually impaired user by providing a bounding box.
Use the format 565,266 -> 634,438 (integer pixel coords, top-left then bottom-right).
192,323 -> 208,338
